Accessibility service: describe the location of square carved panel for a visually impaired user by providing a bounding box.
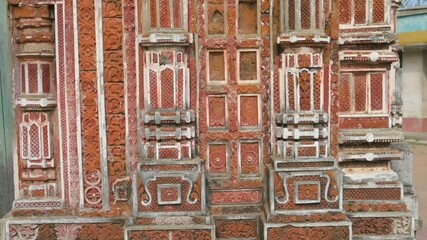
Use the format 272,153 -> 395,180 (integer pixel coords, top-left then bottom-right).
157,184 -> 182,205
295,181 -> 321,204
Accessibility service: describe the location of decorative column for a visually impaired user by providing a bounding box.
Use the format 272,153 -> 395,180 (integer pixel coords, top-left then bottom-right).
338,0 -> 416,238
10,3 -> 62,209
264,0 -> 352,238
198,0 -> 271,238
126,0 -> 214,238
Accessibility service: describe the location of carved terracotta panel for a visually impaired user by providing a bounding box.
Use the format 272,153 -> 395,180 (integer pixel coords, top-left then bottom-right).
208,142 -> 229,175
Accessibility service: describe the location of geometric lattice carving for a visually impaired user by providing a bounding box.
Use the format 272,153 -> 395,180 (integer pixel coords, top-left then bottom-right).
354,0 -> 367,24
148,0 -> 183,30
370,73 -> 384,111
372,0 -> 385,23
20,62 -> 53,95
282,0 -> 324,32
339,72 -> 385,113
282,52 -> 324,112
354,73 -> 367,112
20,112 -> 53,168
339,73 -> 351,112
340,0 -> 387,26
145,50 -> 188,110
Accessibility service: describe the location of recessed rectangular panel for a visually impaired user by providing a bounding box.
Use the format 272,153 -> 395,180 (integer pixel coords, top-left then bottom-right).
28,63 -> 38,94
149,69 -> 159,109
157,184 -> 182,205
372,0 -> 385,23
208,142 -> 229,176
300,0 -> 311,30
370,73 -> 383,111
208,51 -> 226,82
207,95 -> 228,129
354,0 -> 367,24
172,0 -> 182,28
288,0 -> 296,30
181,142 -> 191,160
295,142 -> 319,158
177,68 -> 184,108
313,71 -> 322,110
298,54 -> 311,68
150,0 -> 157,28
146,143 -> 156,159
339,74 -> 351,112
215,219 -> 258,239
298,71 -> 311,111
339,0 -> 351,24
41,64 -> 51,94
160,68 -> 175,109
21,64 -> 26,93
238,0 -> 257,35
239,51 -> 258,82
238,95 -> 260,129
211,190 -> 262,204
239,140 -> 261,177
207,1 -> 225,35
287,72 -> 296,111
159,0 -> 171,28
354,73 -> 367,112
157,143 -> 180,160
295,181 -> 321,204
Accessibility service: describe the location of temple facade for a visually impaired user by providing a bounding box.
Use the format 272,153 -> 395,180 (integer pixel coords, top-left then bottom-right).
0,0 -> 420,239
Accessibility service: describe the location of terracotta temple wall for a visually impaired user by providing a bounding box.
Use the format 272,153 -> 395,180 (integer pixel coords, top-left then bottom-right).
1,0 -> 419,239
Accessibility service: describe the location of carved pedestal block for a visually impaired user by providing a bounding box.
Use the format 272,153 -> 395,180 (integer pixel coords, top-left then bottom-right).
338,128 -> 415,239
126,216 -> 214,240
134,164 -> 206,216
264,163 -> 352,239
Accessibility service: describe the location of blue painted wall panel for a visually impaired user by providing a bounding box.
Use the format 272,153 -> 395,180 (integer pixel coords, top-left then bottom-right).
397,14 -> 427,33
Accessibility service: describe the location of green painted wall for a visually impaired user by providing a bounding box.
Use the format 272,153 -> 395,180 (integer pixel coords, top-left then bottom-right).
0,1 -> 14,217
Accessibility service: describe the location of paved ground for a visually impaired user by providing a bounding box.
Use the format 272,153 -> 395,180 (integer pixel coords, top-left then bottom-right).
405,133 -> 427,239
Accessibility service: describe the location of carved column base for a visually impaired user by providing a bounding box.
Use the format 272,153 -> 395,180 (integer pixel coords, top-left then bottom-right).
134,161 -> 206,216
3,217 -> 126,240
264,159 -> 352,239
126,216 -> 214,240
263,221 -> 351,240
348,213 -> 415,239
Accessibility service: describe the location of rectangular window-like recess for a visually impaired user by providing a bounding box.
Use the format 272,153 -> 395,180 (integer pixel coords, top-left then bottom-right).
339,72 -> 386,114
20,61 -> 53,95
146,0 -> 185,32
282,0 -> 324,33
339,0 -> 387,25
238,0 -> 258,35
